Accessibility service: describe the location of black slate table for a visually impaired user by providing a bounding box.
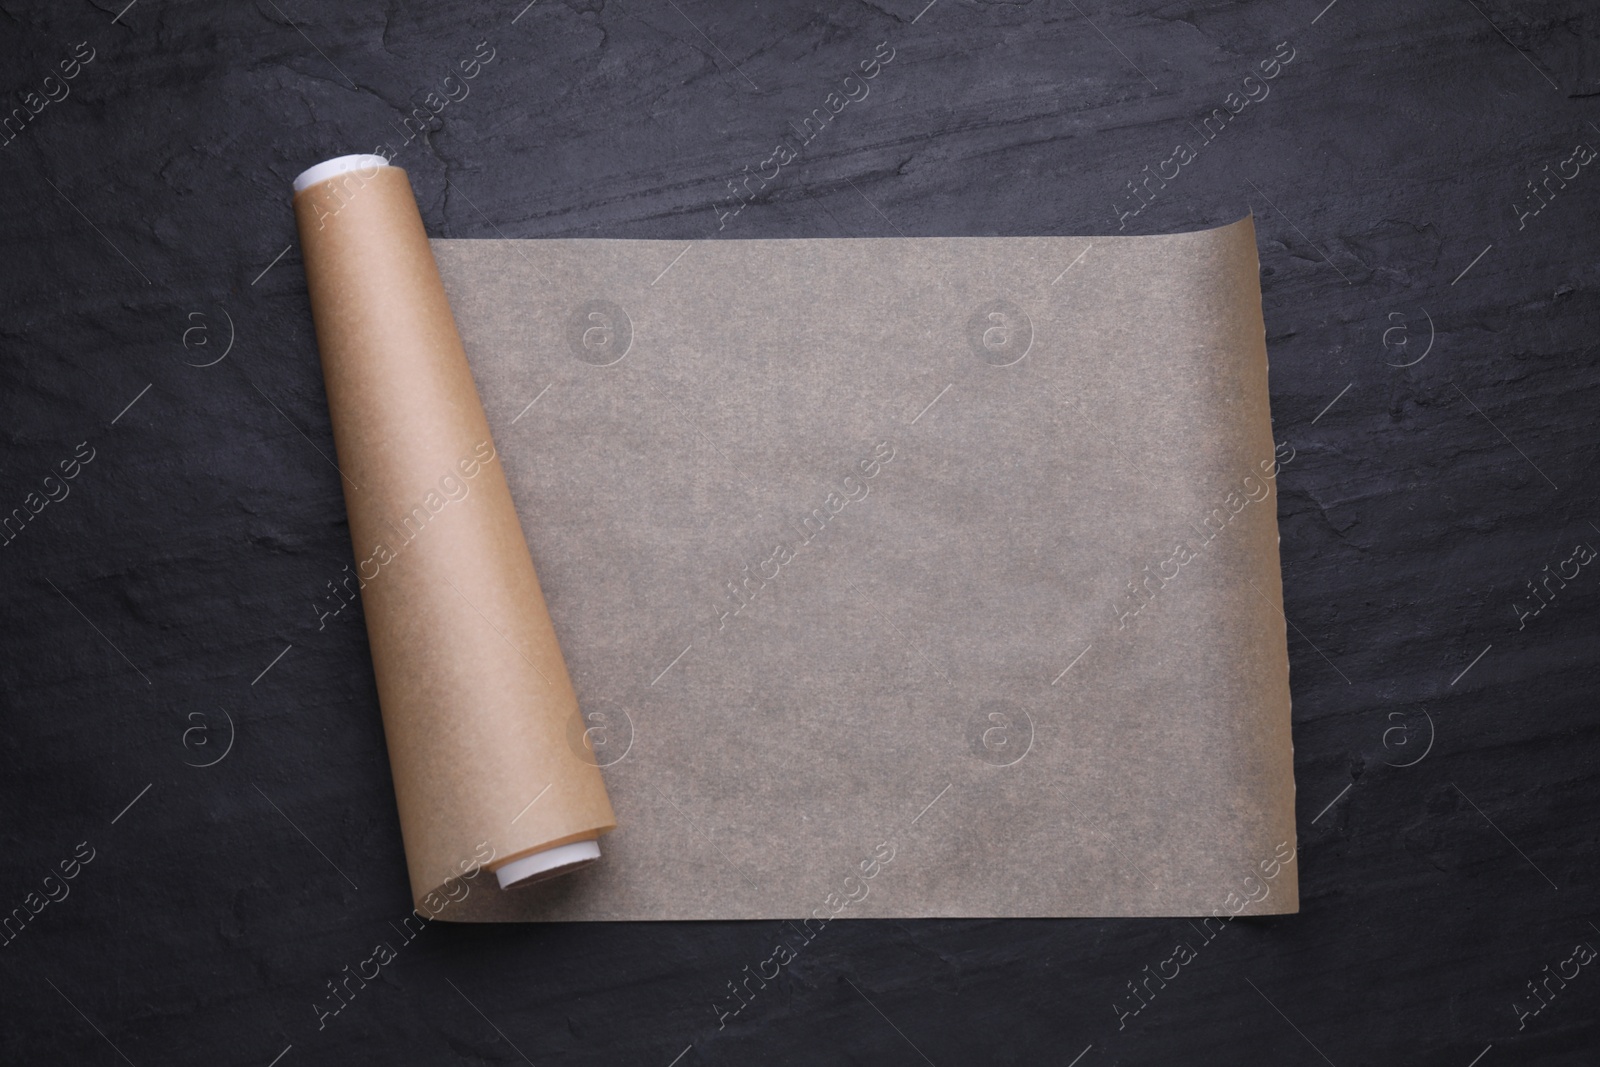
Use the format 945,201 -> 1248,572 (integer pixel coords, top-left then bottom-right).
2,1 -> 1597,1064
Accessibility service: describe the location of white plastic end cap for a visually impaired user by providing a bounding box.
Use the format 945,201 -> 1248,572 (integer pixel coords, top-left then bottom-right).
293,154 -> 391,194
494,840 -> 601,890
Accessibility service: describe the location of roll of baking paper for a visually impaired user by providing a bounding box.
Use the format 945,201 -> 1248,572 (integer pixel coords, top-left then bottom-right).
292,155 -> 616,915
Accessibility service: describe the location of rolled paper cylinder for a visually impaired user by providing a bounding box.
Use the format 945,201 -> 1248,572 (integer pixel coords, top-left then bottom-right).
292,155 -> 616,914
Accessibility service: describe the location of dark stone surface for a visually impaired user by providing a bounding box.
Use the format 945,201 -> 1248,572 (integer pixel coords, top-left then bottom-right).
1,1 -> 1597,1064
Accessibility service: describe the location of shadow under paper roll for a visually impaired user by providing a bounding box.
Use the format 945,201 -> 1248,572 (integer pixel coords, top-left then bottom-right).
292,155 -> 616,919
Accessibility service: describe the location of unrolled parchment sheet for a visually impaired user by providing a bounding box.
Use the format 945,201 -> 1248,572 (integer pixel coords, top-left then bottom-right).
430,217 -> 1299,920
294,162 -> 616,922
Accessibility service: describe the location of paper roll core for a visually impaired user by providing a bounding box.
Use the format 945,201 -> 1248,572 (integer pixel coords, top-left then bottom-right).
292,154 -> 618,918
293,153 -> 390,193
494,840 -> 602,889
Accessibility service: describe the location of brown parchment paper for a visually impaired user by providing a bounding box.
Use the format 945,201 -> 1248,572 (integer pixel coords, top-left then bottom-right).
428,217 -> 1299,920
294,165 -> 616,920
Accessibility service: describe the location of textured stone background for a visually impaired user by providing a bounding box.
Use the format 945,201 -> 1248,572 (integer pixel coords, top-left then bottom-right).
1,1 -> 1597,1064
